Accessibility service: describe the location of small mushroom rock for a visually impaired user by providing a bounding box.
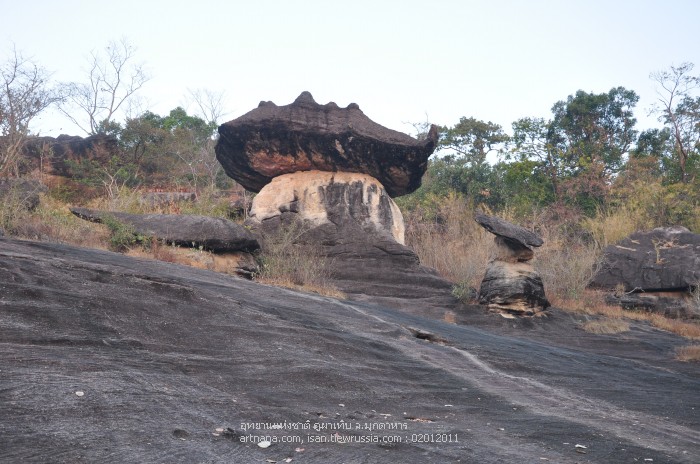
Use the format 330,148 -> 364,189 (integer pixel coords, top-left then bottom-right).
475,214 -> 549,316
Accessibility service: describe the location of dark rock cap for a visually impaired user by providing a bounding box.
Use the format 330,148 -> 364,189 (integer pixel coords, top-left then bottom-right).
475,214 -> 544,249
215,91 -> 439,197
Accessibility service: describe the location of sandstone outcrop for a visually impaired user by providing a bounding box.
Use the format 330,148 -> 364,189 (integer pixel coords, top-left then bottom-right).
589,226 -> 700,318
22,134 -> 119,177
215,91 -> 438,197
70,207 -> 259,253
246,171 -> 456,310
476,214 -> 549,316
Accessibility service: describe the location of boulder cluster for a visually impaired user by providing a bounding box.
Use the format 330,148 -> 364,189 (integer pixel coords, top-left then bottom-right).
215,92 -> 456,310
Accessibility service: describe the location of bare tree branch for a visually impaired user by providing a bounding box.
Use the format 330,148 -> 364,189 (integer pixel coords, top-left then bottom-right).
0,46 -> 62,176
59,38 -> 150,135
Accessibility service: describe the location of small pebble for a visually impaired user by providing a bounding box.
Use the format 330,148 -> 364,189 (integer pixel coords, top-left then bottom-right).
75,391 -> 84,397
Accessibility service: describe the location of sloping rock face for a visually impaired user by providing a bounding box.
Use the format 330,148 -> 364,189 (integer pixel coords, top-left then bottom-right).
70,207 -> 259,253
589,226 -> 700,318
2,237 -> 699,463
476,214 -> 549,316
215,91 -> 438,197
246,171 -> 456,310
0,178 -> 47,210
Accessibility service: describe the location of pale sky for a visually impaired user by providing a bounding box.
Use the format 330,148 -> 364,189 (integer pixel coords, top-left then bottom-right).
2,0 -> 699,139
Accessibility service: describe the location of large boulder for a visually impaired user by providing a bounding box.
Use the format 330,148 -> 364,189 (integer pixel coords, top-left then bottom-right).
70,207 -> 259,253
589,226 -> 700,318
246,171 -> 457,311
215,91 -> 438,197
590,226 -> 700,291
475,214 -> 549,316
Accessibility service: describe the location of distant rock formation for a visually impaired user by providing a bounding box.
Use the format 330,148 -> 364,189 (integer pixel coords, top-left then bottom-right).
22,134 -> 119,177
215,91 -> 438,198
475,214 -> 549,316
71,207 -> 260,253
589,226 -> 700,319
0,178 -> 47,210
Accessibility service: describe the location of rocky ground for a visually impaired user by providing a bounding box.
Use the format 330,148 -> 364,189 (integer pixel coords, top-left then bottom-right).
1,236 -> 698,463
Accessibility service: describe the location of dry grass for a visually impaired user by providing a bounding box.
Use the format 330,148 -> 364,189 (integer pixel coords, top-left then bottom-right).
675,345 -> 700,362
582,318 -> 630,334
404,194 -> 493,294
558,289 -> 700,341
256,220 -> 343,298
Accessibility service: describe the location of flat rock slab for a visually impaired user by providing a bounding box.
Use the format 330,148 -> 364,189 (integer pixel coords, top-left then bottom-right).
475,213 -> 543,250
1,237 -> 699,463
70,207 -> 259,253
590,226 -> 700,291
215,91 -> 438,197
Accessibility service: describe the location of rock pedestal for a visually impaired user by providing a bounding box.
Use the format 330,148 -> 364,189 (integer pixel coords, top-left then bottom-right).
246,171 -> 456,310
475,214 -> 549,316
216,92 -> 455,312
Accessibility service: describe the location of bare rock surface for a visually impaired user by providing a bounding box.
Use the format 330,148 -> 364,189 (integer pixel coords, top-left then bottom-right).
1,236 -> 699,463
70,207 -> 259,253
215,91 -> 438,197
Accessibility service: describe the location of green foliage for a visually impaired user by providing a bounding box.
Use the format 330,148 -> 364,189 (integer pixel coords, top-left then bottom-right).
101,215 -> 144,252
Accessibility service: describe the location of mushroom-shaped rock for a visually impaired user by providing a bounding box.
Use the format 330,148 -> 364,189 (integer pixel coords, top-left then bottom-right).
475,214 -> 549,316
70,207 -> 260,253
215,91 -> 438,198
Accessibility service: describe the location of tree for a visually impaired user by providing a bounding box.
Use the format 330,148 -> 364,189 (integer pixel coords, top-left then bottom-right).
439,117 -> 509,166
511,117 -> 563,201
60,38 -> 149,135
651,62 -> 700,183
0,47 -> 61,176
550,86 -> 638,177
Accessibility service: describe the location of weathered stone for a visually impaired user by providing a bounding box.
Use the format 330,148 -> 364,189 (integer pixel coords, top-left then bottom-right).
249,170 -> 404,244
246,171 -> 456,311
475,213 -> 543,250
70,207 -> 259,253
215,91 -> 438,197
0,178 -> 47,210
590,226 -> 700,291
479,261 -> 550,316
589,226 -> 700,318
476,214 -> 548,315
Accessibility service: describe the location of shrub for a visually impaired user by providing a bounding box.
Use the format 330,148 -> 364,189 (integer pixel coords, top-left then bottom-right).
101,215 -> 144,252
256,220 -> 341,297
